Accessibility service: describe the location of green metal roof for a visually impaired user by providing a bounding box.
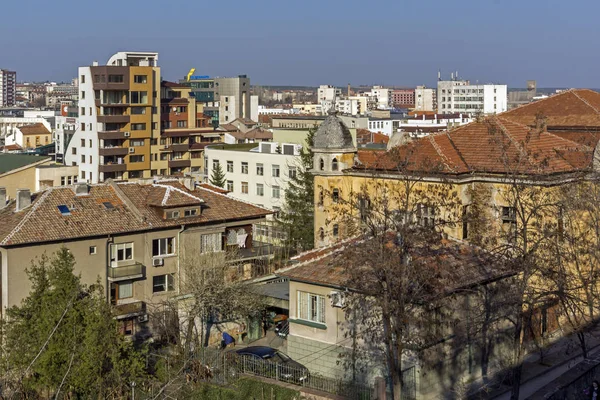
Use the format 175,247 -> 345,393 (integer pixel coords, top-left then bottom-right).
0,154 -> 50,175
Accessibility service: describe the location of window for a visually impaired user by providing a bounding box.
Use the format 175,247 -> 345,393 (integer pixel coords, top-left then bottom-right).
241,162 -> 248,174
81,123 -> 85,132
226,180 -> 233,192
297,291 -> 326,324
81,91 -> 85,99
131,123 -> 146,130
184,208 -> 198,217
134,75 -> 147,84
272,185 -> 280,199
288,166 -> 297,179
227,160 -> 233,172
319,158 -> 324,171
177,120 -> 187,128
166,210 -> 180,219
81,155 -> 85,163
333,224 -> 339,237
332,188 -> 339,203
256,183 -> 264,196
241,181 -> 249,194
152,274 -> 175,293
256,163 -> 264,176
272,165 -> 280,177
108,75 -> 124,83
130,139 -> 144,146
89,139 -> 92,148
81,107 -> 85,116
130,91 -> 148,104
81,139 -> 85,147
89,246 -> 97,255
130,155 -> 145,162
417,204 -> 435,227
201,233 -> 221,253
131,107 -> 146,115
110,242 -> 133,265
80,74 -> 85,84
319,227 -> 325,240
89,155 -> 92,164
502,206 -> 517,239
72,147 -> 77,155
152,237 -> 174,257
318,189 -> 324,205
213,159 -> 220,170
283,144 -> 295,155
332,158 -> 339,171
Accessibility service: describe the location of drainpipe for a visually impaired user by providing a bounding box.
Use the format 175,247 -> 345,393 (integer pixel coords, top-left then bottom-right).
177,224 -> 185,295
106,235 -> 113,303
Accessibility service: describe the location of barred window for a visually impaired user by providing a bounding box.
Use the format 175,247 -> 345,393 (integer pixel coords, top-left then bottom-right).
297,291 -> 326,324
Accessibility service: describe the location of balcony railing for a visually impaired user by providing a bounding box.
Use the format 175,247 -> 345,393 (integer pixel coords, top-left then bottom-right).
108,262 -> 145,281
98,115 -> 130,124
114,301 -> 146,319
169,159 -> 191,168
100,163 -> 127,173
99,147 -> 128,156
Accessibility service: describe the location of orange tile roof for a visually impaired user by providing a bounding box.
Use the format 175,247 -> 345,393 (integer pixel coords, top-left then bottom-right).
357,129 -> 389,144
18,123 -> 51,136
355,115 -> 594,176
501,89 -> 600,128
0,180 -> 270,247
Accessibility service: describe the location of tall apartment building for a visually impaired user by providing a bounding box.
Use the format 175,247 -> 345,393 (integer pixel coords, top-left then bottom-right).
185,75 -> 252,125
0,70 -> 17,107
76,51 -> 160,183
415,86 -> 436,111
437,78 -> 507,114
317,85 -> 342,103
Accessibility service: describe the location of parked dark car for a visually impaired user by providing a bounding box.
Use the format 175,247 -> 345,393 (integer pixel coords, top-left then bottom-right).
275,320 -> 289,337
228,346 -> 309,384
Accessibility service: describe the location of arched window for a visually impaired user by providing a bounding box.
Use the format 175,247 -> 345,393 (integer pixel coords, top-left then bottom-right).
319,158 -> 325,171
319,228 -> 325,241
332,158 -> 338,171
332,188 -> 340,203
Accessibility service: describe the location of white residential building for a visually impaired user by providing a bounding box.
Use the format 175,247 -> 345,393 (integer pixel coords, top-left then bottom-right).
258,106 -> 300,115
335,98 -> 361,115
415,86 -> 436,111
437,79 -> 507,114
204,142 -> 302,211
0,117 -> 52,137
54,115 -> 79,164
317,85 -> 341,103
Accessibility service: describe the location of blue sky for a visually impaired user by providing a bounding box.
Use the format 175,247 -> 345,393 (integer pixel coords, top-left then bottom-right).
2,0 -> 598,87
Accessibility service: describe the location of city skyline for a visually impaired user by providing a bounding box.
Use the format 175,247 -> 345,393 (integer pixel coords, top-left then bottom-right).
2,0 -> 599,88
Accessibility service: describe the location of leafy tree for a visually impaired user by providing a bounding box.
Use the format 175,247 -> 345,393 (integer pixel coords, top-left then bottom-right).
278,128 -> 315,252
0,248 -> 146,398
210,162 -> 226,188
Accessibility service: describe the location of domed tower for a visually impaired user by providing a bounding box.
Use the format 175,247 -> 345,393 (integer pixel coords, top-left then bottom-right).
312,110 -> 356,248
312,110 -> 356,175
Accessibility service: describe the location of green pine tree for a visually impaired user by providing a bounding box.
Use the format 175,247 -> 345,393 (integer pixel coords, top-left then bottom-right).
278,128 -> 315,252
1,248 -> 146,398
210,162 -> 227,188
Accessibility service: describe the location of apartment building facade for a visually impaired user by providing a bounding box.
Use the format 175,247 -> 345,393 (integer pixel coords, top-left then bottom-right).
76,51 -> 160,183
0,178 -> 270,337
437,79 -> 507,114
391,89 -> 415,108
414,85 -> 436,111
0,70 -> 16,107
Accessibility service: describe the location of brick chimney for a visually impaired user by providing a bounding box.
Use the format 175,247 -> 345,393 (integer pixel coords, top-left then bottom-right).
16,189 -> 31,212
0,187 -> 6,209
73,182 -> 89,196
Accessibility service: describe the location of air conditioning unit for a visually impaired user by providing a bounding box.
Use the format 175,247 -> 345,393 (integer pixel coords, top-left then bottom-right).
152,258 -> 164,267
123,131 -> 130,137
138,314 -> 149,323
330,291 -> 346,308
129,147 -> 135,153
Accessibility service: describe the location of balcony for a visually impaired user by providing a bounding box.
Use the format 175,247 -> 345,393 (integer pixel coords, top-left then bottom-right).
108,262 -> 145,281
100,163 -> 127,173
99,131 -> 127,140
98,115 -> 130,124
114,301 -> 146,320
100,147 -> 128,156
168,159 -> 191,168
171,143 -> 189,152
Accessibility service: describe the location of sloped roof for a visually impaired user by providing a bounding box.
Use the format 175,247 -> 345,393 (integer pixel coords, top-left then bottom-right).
313,113 -> 354,150
501,89 -> 600,128
0,154 -> 49,174
356,116 -> 594,176
357,129 -> 389,145
0,180 -> 270,247
18,123 -> 51,136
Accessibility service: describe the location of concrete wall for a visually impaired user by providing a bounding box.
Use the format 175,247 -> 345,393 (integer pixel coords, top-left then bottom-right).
0,158 -> 52,198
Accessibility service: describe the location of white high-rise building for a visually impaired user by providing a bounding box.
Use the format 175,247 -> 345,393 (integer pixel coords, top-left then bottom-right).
415,86 -> 436,112
0,70 -> 17,107
437,77 -> 507,114
317,85 -> 342,103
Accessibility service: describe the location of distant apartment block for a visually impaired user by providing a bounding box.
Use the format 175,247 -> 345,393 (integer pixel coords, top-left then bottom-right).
76,51 -> 160,183
0,70 -> 16,107
317,85 -> 342,103
391,89 -> 415,108
437,77 -> 507,114
415,86 -> 436,112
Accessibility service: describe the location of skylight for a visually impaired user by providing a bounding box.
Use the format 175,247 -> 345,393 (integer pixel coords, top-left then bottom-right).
57,205 -> 71,216
103,201 -> 115,210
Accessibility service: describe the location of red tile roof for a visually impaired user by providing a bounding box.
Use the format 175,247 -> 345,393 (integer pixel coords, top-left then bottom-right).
0,180 -> 270,246
355,116 -> 594,176
357,129 -> 389,144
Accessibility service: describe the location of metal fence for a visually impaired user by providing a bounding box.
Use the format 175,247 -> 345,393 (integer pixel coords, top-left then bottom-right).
198,349 -> 374,400
400,366 -> 416,400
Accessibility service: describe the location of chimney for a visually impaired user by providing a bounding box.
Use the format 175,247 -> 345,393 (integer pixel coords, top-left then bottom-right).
180,177 -> 195,191
92,61 -> 98,66
73,182 -> 89,196
0,187 -> 6,209
16,189 -> 31,212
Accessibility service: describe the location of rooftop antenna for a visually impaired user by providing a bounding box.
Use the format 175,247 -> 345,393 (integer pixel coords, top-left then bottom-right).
438,70 -> 441,81
451,72 -> 454,81
456,70 -> 459,80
